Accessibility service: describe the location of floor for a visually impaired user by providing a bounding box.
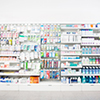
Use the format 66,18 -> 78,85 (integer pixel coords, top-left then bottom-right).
0,91 -> 100,100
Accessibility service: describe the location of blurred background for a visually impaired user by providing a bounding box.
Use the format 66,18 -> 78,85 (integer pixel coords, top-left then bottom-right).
0,0 -> 100,23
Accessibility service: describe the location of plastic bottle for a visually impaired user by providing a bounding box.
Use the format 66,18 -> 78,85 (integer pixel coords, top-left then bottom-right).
96,76 -> 98,83
95,67 -> 98,74
85,47 -> 88,54
92,67 -> 95,74
92,57 -> 95,64
82,67 -> 85,74
86,67 -> 88,74
89,76 -> 92,83
98,76 -> 100,83
98,67 -> 100,74
49,52 -> 52,57
92,47 -> 96,54
96,57 -> 99,64
44,51 -> 46,57
71,77 -> 73,83
89,47 -> 92,54
82,57 -> 85,64
78,77 -> 81,84
89,67 -> 92,74
82,47 -> 85,54
89,57 -> 92,64
85,76 -> 89,83
28,61 -> 31,69
92,76 -> 96,83
21,62 -> 24,68
26,61 -> 28,70
99,57 -> 100,64
86,57 -> 89,64
69,77 -> 71,84
96,47 -> 99,54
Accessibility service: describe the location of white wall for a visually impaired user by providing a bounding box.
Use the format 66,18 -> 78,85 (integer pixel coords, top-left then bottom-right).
0,0 -> 100,23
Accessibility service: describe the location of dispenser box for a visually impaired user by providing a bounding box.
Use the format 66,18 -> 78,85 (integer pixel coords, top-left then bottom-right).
30,76 -> 39,83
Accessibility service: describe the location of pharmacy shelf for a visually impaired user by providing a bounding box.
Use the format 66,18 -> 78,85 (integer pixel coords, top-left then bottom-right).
61,53 -> 81,56
0,61 -> 19,63
2,82 -> 100,86
61,27 -> 100,30
41,43 -> 61,45
61,74 -> 82,76
0,82 -> 100,91
41,58 -> 59,60
61,49 -> 82,51
61,59 -> 81,61
81,35 -> 100,37
82,74 -> 100,76
61,66 -> 82,68
0,54 -> 19,56
61,27 -> 80,30
0,73 -> 40,76
61,42 -> 81,44
81,44 -> 100,46
0,68 -> 20,70
82,64 -> 100,66
41,36 -> 61,38
82,54 -> 100,56
23,33 -> 40,36
80,28 -> 100,30
41,51 -> 60,52
62,34 -> 81,36
41,69 -> 59,71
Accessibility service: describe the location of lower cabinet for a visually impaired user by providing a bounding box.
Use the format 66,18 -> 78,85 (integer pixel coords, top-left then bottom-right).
19,84 -> 60,91
0,83 -> 18,90
81,84 -> 100,91
0,84 -> 100,91
61,85 -> 81,91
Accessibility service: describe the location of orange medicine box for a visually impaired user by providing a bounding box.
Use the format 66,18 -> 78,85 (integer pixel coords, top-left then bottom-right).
30,76 -> 39,83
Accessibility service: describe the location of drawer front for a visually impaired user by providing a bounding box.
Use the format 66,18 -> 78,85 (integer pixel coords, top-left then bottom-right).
61,85 -> 81,91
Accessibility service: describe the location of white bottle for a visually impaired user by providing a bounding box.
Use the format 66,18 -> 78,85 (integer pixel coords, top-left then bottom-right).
86,57 -> 89,64
28,61 -> 31,69
82,57 -> 85,64
78,77 -> 81,84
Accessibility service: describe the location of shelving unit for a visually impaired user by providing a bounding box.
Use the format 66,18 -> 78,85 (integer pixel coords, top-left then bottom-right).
82,54 -> 100,56
60,23 -> 82,86
0,61 -> 19,63
81,44 -> 100,46
0,68 -> 20,70
81,24 -> 100,88
61,74 -> 82,76
0,73 -> 40,76
81,35 -> 100,37
82,64 -> 100,66
0,54 -> 19,56
0,24 -> 41,88
61,53 -> 81,56
0,23 -> 100,91
40,24 -> 61,81
61,49 -> 82,51
61,66 -> 82,68
61,42 -> 81,44
61,59 -> 82,61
